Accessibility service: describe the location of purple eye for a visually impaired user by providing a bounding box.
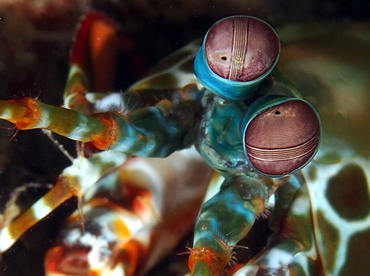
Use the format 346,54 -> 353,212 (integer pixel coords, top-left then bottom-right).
194,16 -> 280,100
242,97 -> 321,176
205,16 -> 280,82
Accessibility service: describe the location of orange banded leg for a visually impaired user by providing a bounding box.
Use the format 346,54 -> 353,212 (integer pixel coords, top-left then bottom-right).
0,90 -> 198,157
64,11 -> 146,114
0,151 -> 126,253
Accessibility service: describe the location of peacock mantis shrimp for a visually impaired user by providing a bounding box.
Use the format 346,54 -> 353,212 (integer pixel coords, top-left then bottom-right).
1,10 -> 370,276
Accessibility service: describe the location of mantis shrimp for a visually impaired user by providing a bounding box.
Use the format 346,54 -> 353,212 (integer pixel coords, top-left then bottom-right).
1,10 -> 370,276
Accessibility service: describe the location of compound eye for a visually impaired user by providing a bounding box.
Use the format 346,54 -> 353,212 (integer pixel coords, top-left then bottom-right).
205,16 -> 280,82
243,98 -> 320,176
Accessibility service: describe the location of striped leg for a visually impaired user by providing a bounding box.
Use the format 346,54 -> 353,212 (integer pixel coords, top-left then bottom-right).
0,151 -> 127,253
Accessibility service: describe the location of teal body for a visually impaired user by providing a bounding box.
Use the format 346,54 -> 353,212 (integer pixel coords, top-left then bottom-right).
195,92 -> 248,175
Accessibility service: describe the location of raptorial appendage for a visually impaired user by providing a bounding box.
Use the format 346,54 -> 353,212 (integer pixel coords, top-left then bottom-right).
0,87 -> 200,157
188,173 -> 274,275
0,11 -> 211,276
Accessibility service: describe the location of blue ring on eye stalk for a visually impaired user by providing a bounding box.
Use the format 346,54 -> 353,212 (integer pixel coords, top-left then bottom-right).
194,37 -> 280,101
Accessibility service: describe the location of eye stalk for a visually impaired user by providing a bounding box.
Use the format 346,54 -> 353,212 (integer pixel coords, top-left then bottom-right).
241,96 -> 321,177
194,15 -> 280,101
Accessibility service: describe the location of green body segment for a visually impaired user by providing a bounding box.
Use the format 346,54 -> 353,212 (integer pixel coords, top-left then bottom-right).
195,92 -> 248,175
0,87 -> 201,157
0,98 -> 107,140
189,173 -> 274,275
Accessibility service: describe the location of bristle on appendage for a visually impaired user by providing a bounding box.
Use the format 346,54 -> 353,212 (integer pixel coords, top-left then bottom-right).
0,151 -> 126,253
0,183 -> 52,230
42,129 -> 75,162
